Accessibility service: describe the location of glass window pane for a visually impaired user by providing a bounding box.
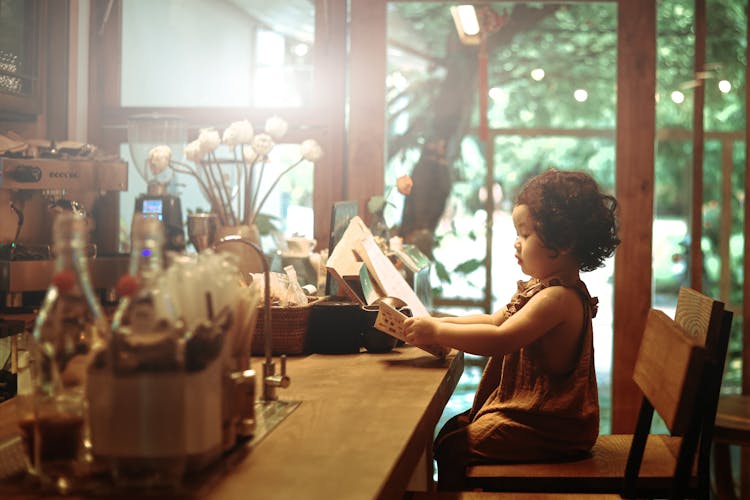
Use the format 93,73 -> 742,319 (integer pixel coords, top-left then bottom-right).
387,2 -> 617,436
119,140 -> 314,252
121,0 -> 314,107
655,0 -> 746,394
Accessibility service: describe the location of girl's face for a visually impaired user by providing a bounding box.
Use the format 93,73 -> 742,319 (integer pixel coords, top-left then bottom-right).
512,204 -> 562,279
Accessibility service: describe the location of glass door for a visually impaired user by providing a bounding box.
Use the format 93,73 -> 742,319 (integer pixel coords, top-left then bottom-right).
385,1 -> 618,432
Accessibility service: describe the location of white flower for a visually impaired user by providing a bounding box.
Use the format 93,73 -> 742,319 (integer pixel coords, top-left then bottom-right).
185,139 -> 202,163
177,116 -> 317,228
264,116 -> 288,140
148,145 -> 171,175
223,119 -> 254,147
300,139 -> 323,162
242,144 -> 258,164
198,128 -> 221,155
251,133 -> 275,157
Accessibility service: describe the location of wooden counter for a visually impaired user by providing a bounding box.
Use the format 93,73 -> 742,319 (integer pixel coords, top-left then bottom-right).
0,346 -> 464,499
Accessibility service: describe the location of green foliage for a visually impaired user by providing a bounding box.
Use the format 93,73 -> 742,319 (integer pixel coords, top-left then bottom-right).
254,213 -> 282,236
490,4 -> 617,129
434,260 -> 452,285
387,1 -> 746,389
454,258 -> 485,275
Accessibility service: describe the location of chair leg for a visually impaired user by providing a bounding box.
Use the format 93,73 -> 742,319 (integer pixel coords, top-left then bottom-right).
713,442 -> 737,500
622,401 -> 654,499
742,447 -> 750,500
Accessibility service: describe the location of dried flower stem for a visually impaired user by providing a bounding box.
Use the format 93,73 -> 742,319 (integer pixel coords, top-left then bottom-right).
249,157 -> 304,226
245,159 -> 258,225
233,149 -> 242,224
200,161 -> 226,224
170,160 -> 221,217
249,158 -> 268,221
205,153 -> 235,225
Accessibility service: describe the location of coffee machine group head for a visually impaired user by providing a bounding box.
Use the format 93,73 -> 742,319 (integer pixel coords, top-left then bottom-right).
127,113 -> 187,251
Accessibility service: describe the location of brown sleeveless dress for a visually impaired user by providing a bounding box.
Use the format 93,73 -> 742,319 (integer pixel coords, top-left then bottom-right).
434,277 -> 600,477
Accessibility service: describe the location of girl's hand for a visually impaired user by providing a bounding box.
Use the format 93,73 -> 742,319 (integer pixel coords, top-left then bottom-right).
404,316 -> 441,346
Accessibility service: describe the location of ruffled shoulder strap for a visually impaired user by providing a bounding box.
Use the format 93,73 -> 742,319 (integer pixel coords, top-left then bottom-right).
504,278 -> 599,318
573,279 -> 599,319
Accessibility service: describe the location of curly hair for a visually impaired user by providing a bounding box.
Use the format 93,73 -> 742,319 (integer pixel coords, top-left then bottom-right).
515,169 -> 620,272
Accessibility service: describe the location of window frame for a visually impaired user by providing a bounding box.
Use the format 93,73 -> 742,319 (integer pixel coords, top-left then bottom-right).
87,0 -> 348,250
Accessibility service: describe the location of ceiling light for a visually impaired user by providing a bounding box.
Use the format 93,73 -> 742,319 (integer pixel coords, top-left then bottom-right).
451,5 -> 481,45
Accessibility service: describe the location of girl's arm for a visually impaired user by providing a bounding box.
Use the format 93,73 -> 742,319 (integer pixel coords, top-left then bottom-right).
437,311 -> 505,325
404,286 -> 575,357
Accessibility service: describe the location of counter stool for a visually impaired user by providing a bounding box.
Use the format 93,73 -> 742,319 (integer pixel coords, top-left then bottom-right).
713,394 -> 750,500
463,288 -> 732,500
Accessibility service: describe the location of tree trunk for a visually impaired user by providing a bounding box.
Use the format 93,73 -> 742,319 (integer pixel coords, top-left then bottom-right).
397,5 -> 559,258
398,36 -> 477,258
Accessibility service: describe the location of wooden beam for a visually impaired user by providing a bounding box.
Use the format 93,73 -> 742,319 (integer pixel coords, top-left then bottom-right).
743,1 -> 750,496
719,140 -> 732,304
45,0 -> 69,142
690,0 -> 706,292
87,0 -> 121,151
312,0 -> 347,252
743,0 -> 750,400
612,0 -> 656,433
348,0 -> 387,221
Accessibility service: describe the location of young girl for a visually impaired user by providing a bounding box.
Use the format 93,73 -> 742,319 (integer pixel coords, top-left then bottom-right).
403,169 -> 620,490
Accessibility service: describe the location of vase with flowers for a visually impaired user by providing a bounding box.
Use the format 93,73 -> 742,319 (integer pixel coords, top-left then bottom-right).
148,116 -> 323,249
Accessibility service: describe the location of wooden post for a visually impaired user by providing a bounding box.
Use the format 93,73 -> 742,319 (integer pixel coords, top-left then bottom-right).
612,0 -> 656,432
743,3 -> 750,498
313,0 -> 348,251
348,0 -> 387,221
690,0 -> 706,292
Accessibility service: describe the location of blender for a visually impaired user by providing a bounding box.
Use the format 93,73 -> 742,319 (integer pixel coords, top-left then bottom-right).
127,114 -> 187,251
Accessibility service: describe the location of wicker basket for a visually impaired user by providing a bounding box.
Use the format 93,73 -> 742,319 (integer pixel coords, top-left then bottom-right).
251,299 -> 315,356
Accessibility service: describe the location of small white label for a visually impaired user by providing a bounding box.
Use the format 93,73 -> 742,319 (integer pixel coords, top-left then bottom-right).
374,302 -> 447,359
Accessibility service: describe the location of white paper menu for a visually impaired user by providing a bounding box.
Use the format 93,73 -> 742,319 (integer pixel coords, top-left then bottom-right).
355,235 -> 430,318
373,301 -> 447,359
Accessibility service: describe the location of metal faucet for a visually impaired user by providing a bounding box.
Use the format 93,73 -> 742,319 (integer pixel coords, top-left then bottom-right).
214,234 -> 291,401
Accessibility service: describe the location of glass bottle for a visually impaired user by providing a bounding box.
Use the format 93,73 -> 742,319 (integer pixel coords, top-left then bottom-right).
110,215 -> 178,368
90,215 -> 186,489
19,212 -> 109,493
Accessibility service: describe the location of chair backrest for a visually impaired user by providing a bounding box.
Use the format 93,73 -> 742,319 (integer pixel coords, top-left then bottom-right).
674,287 -> 733,499
675,287 -> 726,359
632,309 -> 706,435
623,287 -> 732,499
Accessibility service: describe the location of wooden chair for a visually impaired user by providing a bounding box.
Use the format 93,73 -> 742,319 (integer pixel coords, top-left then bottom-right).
712,395 -> 750,499
464,288 -> 733,500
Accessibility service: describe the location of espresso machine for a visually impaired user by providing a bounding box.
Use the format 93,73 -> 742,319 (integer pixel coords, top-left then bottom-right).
0,145 -> 130,312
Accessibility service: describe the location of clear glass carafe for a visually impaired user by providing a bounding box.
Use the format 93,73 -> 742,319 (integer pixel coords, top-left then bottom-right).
19,212 -> 109,494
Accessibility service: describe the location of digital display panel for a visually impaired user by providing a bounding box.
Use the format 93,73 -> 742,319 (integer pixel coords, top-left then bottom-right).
142,199 -> 163,220
142,199 -> 162,214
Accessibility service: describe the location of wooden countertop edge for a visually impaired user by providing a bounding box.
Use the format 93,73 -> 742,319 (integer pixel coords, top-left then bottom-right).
377,349 -> 464,499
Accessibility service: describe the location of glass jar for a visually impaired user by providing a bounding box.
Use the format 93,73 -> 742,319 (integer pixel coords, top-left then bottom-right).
20,213 -> 109,494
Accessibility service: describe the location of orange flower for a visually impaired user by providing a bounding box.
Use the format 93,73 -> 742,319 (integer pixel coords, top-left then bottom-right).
396,175 -> 413,196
